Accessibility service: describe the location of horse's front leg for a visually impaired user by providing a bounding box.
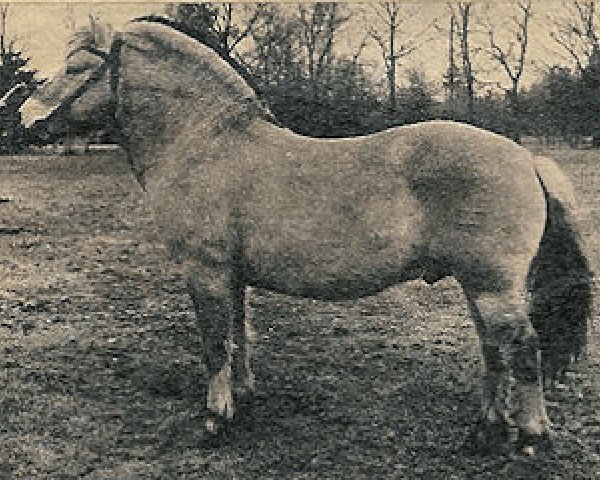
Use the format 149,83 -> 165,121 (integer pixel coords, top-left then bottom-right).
232,283 -> 255,405
188,266 -> 242,434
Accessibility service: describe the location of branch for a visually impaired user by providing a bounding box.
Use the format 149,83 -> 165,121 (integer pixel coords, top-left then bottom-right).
574,1 -> 587,24
316,5 -> 337,76
228,4 -> 263,53
372,4 -> 391,25
352,32 -> 370,63
485,1 -> 531,85
515,1 -> 532,80
368,26 -> 390,68
396,20 -> 437,59
488,28 -> 518,82
550,30 -> 585,72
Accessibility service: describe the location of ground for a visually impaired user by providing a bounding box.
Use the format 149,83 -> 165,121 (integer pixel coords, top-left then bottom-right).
0,148 -> 599,479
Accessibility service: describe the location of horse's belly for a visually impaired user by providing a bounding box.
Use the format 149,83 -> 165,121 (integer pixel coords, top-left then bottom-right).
244,195 -> 427,299
246,247 -> 414,299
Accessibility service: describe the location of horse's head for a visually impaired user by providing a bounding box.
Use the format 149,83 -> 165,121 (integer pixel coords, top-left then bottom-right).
19,36 -> 121,144
20,18 -> 274,187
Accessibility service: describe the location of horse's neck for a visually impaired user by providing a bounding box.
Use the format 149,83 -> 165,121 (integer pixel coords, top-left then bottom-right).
120,85 -> 243,156
120,89 -> 259,181
117,32 -> 265,174
115,36 -> 268,178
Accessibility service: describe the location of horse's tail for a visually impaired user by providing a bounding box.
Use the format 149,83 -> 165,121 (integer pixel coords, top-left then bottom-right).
528,155 -> 593,381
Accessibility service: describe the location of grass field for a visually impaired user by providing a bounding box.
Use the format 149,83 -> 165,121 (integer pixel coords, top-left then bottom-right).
0,148 -> 599,479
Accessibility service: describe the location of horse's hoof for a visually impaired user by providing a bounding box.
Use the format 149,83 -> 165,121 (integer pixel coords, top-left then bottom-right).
463,421 -> 509,454
514,429 -> 554,455
521,445 -> 536,456
202,414 -> 231,444
204,416 -> 223,435
464,417 -> 555,456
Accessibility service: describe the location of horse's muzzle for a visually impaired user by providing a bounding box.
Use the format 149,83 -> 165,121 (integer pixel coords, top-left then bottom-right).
20,96 -> 59,129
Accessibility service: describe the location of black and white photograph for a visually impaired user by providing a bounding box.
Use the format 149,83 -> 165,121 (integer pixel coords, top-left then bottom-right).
1,1 -> 599,478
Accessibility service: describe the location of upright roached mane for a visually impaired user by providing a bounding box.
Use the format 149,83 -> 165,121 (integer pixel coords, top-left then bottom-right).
19,17 -> 594,455
130,15 -> 278,129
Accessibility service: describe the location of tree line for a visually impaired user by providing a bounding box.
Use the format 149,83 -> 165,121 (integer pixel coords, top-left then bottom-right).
164,2 -> 600,144
3,2 -> 600,148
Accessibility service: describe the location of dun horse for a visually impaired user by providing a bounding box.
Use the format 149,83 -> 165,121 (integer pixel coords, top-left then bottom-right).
18,18 -> 593,454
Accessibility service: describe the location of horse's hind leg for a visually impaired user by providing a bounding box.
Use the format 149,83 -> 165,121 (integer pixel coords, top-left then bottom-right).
466,297 -> 508,431
464,288 -> 551,452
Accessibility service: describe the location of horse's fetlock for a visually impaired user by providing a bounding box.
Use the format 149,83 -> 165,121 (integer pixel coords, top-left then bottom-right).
512,333 -> 541,383
207,362 -> 234,420
224,339 -> 239,355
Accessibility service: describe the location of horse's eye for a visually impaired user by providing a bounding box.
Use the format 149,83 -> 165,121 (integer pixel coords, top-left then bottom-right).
65,65 -> 88,75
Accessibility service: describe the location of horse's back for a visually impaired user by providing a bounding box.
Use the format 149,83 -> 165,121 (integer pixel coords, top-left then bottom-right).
237,124 -> 426,298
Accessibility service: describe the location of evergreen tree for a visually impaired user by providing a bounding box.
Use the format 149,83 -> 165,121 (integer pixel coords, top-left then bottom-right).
393,69 -> 437,126
0,5 -> 41,152
0,44 -> 41,152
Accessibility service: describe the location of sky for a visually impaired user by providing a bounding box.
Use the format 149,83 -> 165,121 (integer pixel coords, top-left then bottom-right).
6,2 -> 588,93
9,3 -> 164,77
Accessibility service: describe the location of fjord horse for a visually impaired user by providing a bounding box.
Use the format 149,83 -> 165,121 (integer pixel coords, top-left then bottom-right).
19,18 -> 593,454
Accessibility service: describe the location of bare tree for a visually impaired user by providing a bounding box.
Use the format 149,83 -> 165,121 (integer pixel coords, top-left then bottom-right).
549,1 -> 599,73
484,2 -> 532,106
440,3 -> 478,122
442,7 -> 460,109
483,2 -> 532,142
0,3 -> 8,53
351,32 -> 370,66
297,3 -> 349,96
168,3 -> 265,58
452,2 -> 477,122
368,2 -> 430,112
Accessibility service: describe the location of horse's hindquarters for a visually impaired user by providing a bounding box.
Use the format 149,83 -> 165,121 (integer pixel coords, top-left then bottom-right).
410,141 -> 547,294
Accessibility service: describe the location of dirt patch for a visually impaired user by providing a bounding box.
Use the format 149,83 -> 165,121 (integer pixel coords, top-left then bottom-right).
1,150 -> 599,479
